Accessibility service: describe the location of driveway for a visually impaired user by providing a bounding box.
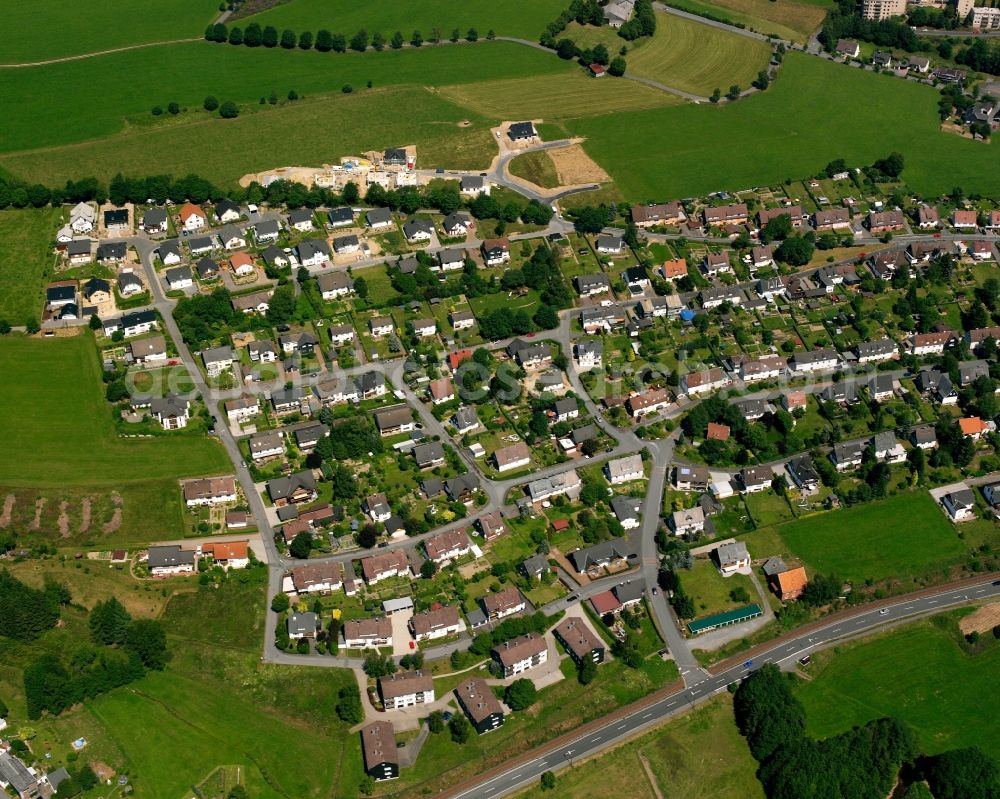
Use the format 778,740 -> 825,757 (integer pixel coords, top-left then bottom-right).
391,608 -> 415,656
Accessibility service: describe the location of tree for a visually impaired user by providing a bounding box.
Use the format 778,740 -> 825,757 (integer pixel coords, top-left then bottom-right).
390,30 -> 404,48
505,678 -> 538,710
204,95 -> 219,111
299,30 -> 313,49
262,25 -> 278,47
608,56 -> 626,76
25,317 -> 40,334
350,29 -> 369,51
151,105 -> 163,116
727,84 -> 741,100
873,151 -> 905,178
372,31 -> 385,50
315,29 -> 333,51
266,284 -> 296,325
289,531 -> 313,559
449,713 -> 471,743
219,100 -> 239,119
336,685 -> 364,723
774,236 -> 814,266
358,523 -> 378,549
578,656 -> 597,684
244,22 -> 262,46
411,30 -> 423,46
709,87 -> 721,103
227,787 -> 248,799
228,26 -> 243,45
105,380 -> 128,403
420,559 -> 437,579
428,709 -> 445,733
752,69 -> 770,90
540,771 -> 557,791
124,619 -> 169,670
89,597 -> 132,645
271,593 -> 290,613
467,27 -> 479,41
280,28 -> 297,48
733,663 -> 806,761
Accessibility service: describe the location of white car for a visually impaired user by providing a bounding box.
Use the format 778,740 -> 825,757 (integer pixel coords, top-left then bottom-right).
247,204 -> 259,214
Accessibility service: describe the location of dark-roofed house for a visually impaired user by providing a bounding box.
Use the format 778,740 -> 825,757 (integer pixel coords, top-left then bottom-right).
287,611 -> 319,639
739,465 -> 773,493
413,441 -> 446,470
856,338 -> 897,364
147,544 -> 196,576
327,207 -> 354,228
575,273 -> 612,297
631,201 -> 685,227
521,553 -> 550,579
508,121 -> 537,140
942,488 -> 976,523
361,721 -> 399,781
786,454 -> 820,491
554,616 -> 604,666
296,238 -> 331,267
455,677 -> 505,735
142,207 -> 168,234
375,405 -> 415,436
0,752 -> 43,799
831,440 -> 865,471
366,207 -> 394,229
568,537 -> 631,573
266,471 -> 317,506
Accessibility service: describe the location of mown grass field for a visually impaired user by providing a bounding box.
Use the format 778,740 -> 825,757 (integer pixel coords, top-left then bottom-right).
568,12 -> 772,96
0,570 -> 363,799
0,207 -> 61,323
0,0 -> 216,64
567,52 -> 1000,201
516,694 -> 764,799
795,618 -> 1000,760
684,558 -> 758,618
665,0 -> 829,42
509,150 -> 561,188
0,40 -> 566,154
0,335 -> 230,544
777,492 -> 966,584
240,0 -> 568,41
0,87 -> 497,187
437,71 -> 680,121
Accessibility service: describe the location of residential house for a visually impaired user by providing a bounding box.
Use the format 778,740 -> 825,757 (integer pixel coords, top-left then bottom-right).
680,367 -> 727,396
366,207 -> 394,229
958,359 -> 990,387
783,390 -> 807,412
814,207 -> 852,230
402,218 -> 434,244
147,544 -> 196,576
410,606 -> 464,641
960,416 -> 989,440
942,488 -> 976,522
739,465 -> 773,494
605,453 -> 644,484
596,235 -> 624,254
660,258 -> 689,281
700,285 -> 742,309
637,296 -> 670,318
831,440 -> 865,471
703,203 -> 749,226
739,355 -> 786,382
150,395 -> 190,429
374,405 -> 415,436
507,338 -> 552,369
179,202 -> 207,231
568,537 -> 631,573
187,235 -> 216,255
449,310 -> 476,331
66,239 -> 93,265
917,205 -> 941,229
674,464 -> 710,492
202,345 -> 234,377
871,431 -> 906,463
293,423 -> 327,451
361,550 -> 411,584
455,678 -> 505,735
226,252 -> 254,278
627,387 -> 672,416
610,495 -> 642,530
553,397 -> 579,423
786,454 -> 820,492
770,566 -> 808,601
297,239 -> 331,267
525,470 -> 581,503
182,476 -> 236,507
104,207 -> 129,234
460,175 -> 490,195
481,585 -> 526,620
368,316 -> 394,337
252,219 -> 281,244
835,39 -> 860,57
493,442 -> 531,473
287,208 -> 315,232
248,339 -> 277,362
326,207 -> 355,229
197,258 -> 220,281
868,373 -> 895,402
714,541 -> 751,575
965,326 -> 1000,350
441,212 -> 470,237
575,273 -> 611,297
266,471 -> 318,506
702,251 -> 732,276
129,335 -> 167,364
361,721 -> 399,782
424,529 -> 473,566
553,616 -> 604,666
481,237 -> 510,266
574,340 -> 603,370
117,271 -> 144,297
671,505 -> 705,536
491,634 -> 547,677
952,209 -> 979,229
867,209 -> 906,233
438,248 -> 466,272
909,330 -> 955,355
327,324 -> 355,347
280,331 -> 318,355
856,338 -> 897,364
261,246 -> 290,270
69,201 -> 96,233
521,553 -> 550,579
508,121 -> 537,140
218,225 -> 246,250
477,510 -> 507,541
631,201 -> 685,228
165,266 -> 193,290
428,377 -> 455,406
790,348 -> 839,373
758,205 -> 805,229
910,424 -> 938,450
202,540 -> 250,569
224,395 -> 260,423
342,616 -> 392,648
213,200 -> 240,224
250,431 -> 283,461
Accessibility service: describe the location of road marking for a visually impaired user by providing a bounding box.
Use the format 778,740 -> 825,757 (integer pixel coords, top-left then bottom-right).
642,712 -> 653,719
904,605 -> 914,610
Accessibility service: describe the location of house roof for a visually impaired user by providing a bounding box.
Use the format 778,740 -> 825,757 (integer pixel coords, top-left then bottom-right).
960,416 -> 988,435
148,544 -> 195,569
706,422 -> 730,441
775,566 -> 808,595
379,669 -> 433,700
455,677 -> 503,725
553,616 -> 602,659
361,721 -> 398,769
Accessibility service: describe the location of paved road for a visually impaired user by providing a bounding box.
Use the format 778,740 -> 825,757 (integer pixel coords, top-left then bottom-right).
445,575 -> 1000,799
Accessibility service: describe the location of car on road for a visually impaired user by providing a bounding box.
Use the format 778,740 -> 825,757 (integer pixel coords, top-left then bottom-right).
247,204 -> 258,214
566,595 -> 578,602
651,586 -> 658,596
879,608 -> 889,615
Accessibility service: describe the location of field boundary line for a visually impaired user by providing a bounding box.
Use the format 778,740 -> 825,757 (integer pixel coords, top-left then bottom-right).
0,37 -> 202,68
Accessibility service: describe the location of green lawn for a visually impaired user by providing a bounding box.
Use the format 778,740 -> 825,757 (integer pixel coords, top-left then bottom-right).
0,40 -> 566,156
795,618 -> 1000,761
0,335 -> 230,545
508,152 -> 559,189
664,0 -> 829,42
683,558 -> 758,618
516,694 -> 764,799
240,0 -> 568,42
776,492 -> 967,584
0,207 -> 61,324
570,12 -> 772,96
567,52 -> 1000,202
0,0 -> 217,64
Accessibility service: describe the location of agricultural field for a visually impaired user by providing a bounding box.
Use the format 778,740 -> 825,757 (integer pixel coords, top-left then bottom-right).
795,617 -> 1000,761
0,0 -> 217,64
666,0 -> 830,43
0,335 -> 230,545
0,87 -> 497,188
566,53 -> 1000,201
437,71 -> 680,122
0,207 -> 61,324
0,40 -> 566,155
516,694 -> 764,799
777,492 -> 968,585
568,12 -> 772,96
239,0 -> 569,42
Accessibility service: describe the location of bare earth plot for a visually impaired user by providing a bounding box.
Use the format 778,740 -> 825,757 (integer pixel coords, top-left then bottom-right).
547,144 -> 611,184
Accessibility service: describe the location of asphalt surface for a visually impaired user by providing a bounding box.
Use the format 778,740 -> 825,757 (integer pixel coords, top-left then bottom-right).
448,576 -> 1000,799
